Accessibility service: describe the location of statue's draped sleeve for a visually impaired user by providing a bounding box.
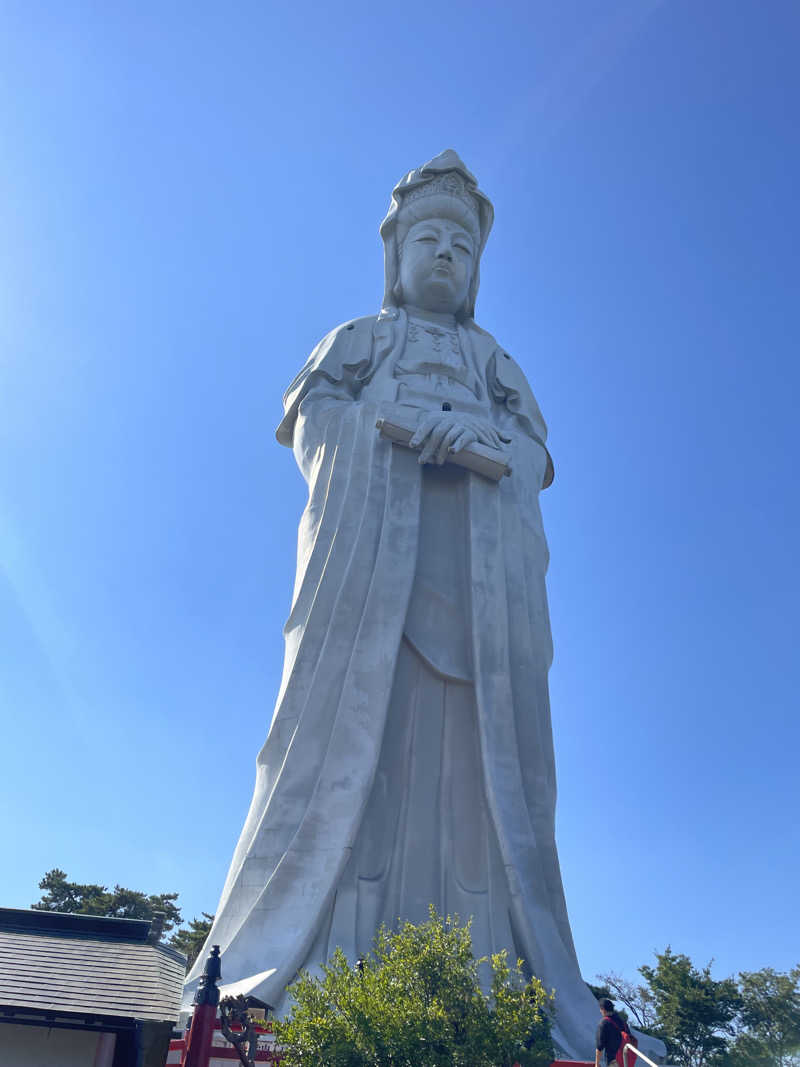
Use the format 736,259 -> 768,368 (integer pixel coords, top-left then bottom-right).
276,317 -> 377,447
483,335 -> 555,489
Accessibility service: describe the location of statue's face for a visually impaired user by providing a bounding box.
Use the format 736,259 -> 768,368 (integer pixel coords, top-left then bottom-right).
398,217 -> 475,315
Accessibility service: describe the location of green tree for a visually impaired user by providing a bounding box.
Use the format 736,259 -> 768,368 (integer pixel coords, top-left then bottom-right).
586,981 -> 613,1002
595,972 -> 657,1032
33,868 -> 183,934
275,909 -> 554,1067
725,966 -> 800,1067
638,948 -> 740,1067
170,912 -> 215,968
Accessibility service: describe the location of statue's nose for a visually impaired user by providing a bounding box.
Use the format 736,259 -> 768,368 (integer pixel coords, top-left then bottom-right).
436,247 -> 453,262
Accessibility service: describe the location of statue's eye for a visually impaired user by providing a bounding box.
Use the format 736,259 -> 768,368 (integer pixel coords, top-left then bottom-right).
455,243 -> 472,254
416,235 -> 437,243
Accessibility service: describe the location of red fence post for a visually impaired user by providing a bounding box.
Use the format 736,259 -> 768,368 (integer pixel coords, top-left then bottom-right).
182,945 -> 221,1067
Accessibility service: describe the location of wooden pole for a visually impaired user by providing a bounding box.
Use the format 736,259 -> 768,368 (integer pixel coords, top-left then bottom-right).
182,945 -> 221,1067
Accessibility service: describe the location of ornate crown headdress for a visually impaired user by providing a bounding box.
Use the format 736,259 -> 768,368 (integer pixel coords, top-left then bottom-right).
379,149 -> 494,320
398,170 -> 481,232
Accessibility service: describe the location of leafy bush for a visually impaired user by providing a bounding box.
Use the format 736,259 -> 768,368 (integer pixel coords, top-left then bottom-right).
275,909 -> 554,1067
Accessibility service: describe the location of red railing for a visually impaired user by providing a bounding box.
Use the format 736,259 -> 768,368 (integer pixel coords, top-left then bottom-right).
169,1021 -> 283,1064
170,1022 -> 593,1067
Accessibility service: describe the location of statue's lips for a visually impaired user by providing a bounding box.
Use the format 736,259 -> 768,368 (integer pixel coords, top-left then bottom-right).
430,264 -> 454,278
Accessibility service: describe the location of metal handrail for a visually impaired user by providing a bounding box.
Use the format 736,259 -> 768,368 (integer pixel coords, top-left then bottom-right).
623,1041 -> 662,1067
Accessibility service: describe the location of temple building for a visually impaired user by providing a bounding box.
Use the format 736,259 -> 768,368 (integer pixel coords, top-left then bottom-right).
0,907 -> 185,1066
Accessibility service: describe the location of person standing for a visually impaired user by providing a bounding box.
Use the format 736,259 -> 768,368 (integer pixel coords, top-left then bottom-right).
596,998 -> 634,1067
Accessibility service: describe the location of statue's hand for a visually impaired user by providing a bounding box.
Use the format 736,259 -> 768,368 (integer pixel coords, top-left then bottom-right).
409,411 -> 506,466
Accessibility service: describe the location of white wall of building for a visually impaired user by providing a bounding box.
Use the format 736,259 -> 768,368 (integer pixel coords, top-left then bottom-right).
0,1022 -> 114,1066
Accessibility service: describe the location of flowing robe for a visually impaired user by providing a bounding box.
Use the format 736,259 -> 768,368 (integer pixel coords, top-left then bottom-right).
185,309 -> 603,1058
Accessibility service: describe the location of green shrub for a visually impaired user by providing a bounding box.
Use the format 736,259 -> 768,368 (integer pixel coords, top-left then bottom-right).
275,909 -> 554,1067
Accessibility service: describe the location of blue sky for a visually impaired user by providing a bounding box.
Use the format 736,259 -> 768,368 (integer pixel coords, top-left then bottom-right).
2,0 -> 798,991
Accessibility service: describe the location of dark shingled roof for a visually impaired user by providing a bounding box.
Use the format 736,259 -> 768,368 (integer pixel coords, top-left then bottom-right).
0,907 -> 186,1023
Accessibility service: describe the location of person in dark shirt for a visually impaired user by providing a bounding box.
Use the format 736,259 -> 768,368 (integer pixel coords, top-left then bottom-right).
595,997 -> 629,1067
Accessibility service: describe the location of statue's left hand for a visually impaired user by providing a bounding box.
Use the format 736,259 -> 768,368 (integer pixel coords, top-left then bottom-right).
409,411 -> 506,466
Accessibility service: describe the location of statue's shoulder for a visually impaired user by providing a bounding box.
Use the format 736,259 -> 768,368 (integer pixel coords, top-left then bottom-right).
467,322 -> 529,387
304,313 -> 379,381
314,314 -> 379,355
277,316 -> 380,446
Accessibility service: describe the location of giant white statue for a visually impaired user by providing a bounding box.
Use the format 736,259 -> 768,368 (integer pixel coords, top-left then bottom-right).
186,150 -> 649,1060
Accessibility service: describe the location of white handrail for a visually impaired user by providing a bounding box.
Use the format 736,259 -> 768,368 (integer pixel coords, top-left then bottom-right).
623,1041 -> 661,1067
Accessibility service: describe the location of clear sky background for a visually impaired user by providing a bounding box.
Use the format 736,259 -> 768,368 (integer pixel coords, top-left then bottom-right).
2,0 -> 798,991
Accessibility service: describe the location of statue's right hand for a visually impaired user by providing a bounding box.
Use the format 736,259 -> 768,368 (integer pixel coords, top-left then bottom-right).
409,411 -> 504,466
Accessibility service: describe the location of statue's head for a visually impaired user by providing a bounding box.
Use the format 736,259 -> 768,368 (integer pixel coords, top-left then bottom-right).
380,149 -> 493,321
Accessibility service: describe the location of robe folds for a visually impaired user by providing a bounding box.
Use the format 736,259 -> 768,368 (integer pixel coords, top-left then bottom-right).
185,309 -> 603,1058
